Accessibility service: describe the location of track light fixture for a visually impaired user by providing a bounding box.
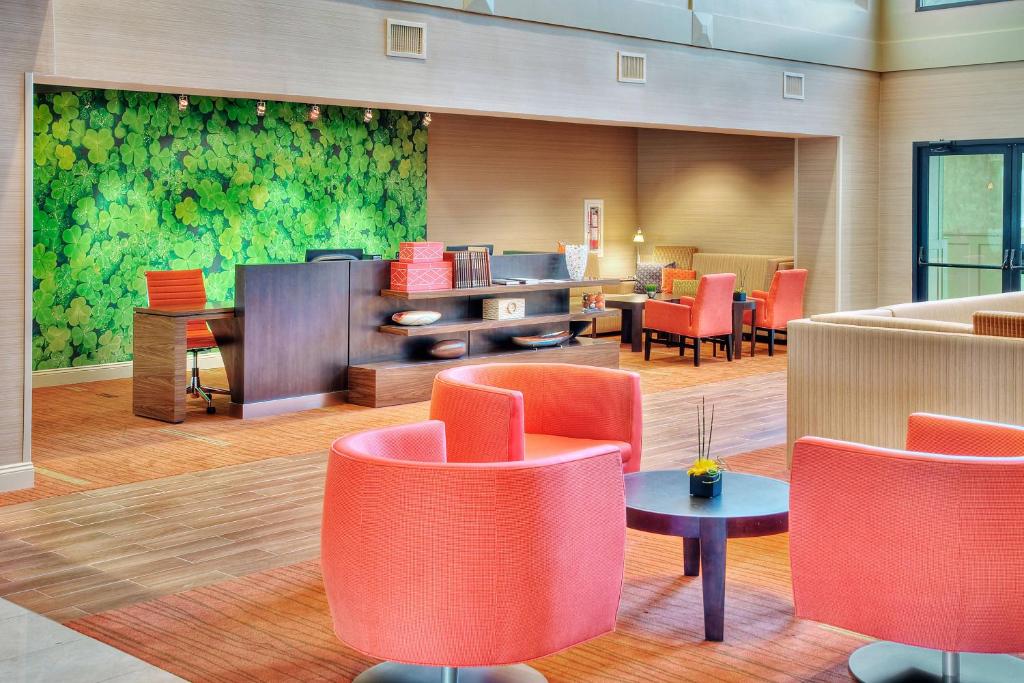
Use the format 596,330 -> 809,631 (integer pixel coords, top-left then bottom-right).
422,112 -> 432,127
177,94 -> 189,112
307,104 -> 321,122
363,107 -> 374,123
256,100 -> 267,117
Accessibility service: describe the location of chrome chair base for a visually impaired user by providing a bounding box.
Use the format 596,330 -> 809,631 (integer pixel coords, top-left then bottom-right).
186,349 -> 229,413
354,663 -> 547,683
849,642 -> 1024,683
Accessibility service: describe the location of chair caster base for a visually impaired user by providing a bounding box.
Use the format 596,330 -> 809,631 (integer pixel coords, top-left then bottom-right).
206,406 -> 216,414
849,642 -> 1024,683
354,663 -> 547,683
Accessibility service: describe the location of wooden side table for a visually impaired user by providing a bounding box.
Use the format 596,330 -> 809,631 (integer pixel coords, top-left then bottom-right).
624,470 -> 789,641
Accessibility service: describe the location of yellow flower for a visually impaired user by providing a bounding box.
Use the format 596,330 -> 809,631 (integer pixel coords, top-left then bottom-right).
687,458 -> 720,477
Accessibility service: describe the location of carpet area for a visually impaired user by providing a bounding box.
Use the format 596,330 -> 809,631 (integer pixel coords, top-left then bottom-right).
66,445 -> 862,683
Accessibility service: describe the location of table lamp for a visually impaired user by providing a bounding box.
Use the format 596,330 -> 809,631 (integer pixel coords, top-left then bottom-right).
633,227 -> 645,264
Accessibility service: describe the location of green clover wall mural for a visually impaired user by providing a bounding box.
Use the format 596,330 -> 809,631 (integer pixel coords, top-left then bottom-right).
32,89 -> 428,370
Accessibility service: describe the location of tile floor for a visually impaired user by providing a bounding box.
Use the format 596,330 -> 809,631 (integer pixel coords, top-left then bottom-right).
0,598 -> 181,682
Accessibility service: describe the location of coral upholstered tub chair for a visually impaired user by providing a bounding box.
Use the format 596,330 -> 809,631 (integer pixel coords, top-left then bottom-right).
743,268 -> 807,356
643,272 -> 736,366
322,420 -> 626,683
429,363 -> 643,473
790,413 -> 1024,683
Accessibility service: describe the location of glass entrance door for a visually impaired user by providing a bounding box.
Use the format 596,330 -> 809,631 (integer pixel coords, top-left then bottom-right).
914,141 -> 1024,301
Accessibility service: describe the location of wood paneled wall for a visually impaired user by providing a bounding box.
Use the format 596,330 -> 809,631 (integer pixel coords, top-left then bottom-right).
637,130 -> 794,257
878,61 -> 1024,305
427,115 -> 638,278
2,0 -> 881,486
796,138 -> 840,315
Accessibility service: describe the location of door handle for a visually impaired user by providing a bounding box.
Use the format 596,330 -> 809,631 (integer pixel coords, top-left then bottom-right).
1003,249 -> 1011,269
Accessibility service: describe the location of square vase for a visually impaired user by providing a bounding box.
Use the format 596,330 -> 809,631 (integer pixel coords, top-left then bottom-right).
689,473 -> 722,498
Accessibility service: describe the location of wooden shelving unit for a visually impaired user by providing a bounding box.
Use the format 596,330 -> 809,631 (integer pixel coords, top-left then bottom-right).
378,309 -> 616,336
350,260 -> 623,408
380,279 -> 620,300
349,337 -> 620,407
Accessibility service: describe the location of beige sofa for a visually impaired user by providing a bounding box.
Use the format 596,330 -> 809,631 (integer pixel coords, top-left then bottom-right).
578,249 -> 793,335
690,253 -> 793,293
787,292 -> 1024,463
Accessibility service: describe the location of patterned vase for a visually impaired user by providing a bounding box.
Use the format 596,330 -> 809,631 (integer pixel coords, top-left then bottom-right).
563,244 -> 588,281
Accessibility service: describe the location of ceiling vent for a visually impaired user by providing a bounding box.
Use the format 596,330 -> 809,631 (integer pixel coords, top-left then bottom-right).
617,51 -> 646,84
387,19 -> 426,59
783,72 -> 805,100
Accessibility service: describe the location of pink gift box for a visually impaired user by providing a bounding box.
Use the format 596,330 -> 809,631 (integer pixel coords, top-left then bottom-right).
390,261 -> 453,292
399,241 -> 445,263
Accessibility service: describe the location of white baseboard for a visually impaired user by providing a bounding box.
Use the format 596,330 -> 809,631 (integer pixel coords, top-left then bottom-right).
32,351 -> 225,388
0,461 -> 34,492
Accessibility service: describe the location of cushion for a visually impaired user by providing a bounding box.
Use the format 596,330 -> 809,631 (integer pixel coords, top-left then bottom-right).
651,246 -> 698,270
661,267 -> 695,293
672,279 -> 700,297
634,262 -> 674,294
524,433 -> 632,468
810,313 -> 973,334
974,310 -> 1024,338
886,292 -> 1024,324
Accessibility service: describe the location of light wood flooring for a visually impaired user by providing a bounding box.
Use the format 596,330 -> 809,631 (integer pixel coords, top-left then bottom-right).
2,343 -> 786,622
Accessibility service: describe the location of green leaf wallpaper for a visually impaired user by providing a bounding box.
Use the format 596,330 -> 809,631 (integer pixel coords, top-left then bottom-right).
32,89 -> 428,370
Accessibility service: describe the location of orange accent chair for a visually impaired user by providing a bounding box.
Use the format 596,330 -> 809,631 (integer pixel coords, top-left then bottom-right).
429,363 -> 643,473
790,413 -> 1024,683
743,268 -> 807,356
144,269 -> 227,413
322,420 -> 626,683
643,272 -> 736,366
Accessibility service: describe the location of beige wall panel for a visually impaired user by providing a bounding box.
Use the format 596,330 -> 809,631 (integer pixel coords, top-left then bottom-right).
878,61 -> 1024,305
0,1 -> 53,479
427,115 -> 638,278
636,130 -> 794,256
795,137 -> 839,316
0,0 -> 878,478
880,0 -> 1024,71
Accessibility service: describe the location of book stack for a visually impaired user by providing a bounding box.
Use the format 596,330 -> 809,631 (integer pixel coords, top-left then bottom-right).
444,249 -> 492,289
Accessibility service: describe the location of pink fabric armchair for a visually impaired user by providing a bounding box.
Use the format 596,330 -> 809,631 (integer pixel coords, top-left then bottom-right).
743,268 -> 807,356
322,420 -> 626,683
790,413 -> 1024,683
429,363 -> 643,473
643,272 -> 735,366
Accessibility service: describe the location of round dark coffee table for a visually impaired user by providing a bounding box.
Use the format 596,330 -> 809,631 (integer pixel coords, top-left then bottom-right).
624,470 -> 789,641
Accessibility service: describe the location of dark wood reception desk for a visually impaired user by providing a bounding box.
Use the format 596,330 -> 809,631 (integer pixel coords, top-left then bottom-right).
134,254 -> 620,421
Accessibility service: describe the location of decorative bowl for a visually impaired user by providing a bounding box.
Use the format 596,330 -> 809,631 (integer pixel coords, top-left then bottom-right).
511,330 -> 573,348
392,310 -> 442,326
429,339 -> 466,359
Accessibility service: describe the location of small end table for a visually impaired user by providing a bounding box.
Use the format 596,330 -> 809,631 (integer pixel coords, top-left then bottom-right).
624,470 -> 789,641
604,293 -> 678,352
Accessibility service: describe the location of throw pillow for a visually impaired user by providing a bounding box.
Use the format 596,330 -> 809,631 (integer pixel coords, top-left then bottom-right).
672,279 -> 700,297
661,267 -> 695,293
973,310 -> 1024,338
634,262 -> 674,294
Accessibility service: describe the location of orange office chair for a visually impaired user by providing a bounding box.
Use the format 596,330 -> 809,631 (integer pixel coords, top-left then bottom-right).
144,269 -> 228,414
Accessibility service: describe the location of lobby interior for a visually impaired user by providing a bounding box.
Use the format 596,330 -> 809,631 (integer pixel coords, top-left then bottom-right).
3,1 -> 1024,681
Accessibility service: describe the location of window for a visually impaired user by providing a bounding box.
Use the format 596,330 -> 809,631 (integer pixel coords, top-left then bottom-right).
917,0 -> 1015,11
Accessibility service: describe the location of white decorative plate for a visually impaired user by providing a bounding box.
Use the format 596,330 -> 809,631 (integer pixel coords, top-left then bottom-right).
392,310 -> 442,326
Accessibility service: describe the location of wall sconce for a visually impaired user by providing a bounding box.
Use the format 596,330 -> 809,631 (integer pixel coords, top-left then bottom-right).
177,94 -> 189,112
308,104 -> 321,122
256,100 -> 267,117
363,107 -> 374,123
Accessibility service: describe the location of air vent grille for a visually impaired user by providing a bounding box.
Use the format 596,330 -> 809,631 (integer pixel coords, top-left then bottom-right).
617,51 -> 646,84
783,72 -> 805,100
387,19 -> 426,59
